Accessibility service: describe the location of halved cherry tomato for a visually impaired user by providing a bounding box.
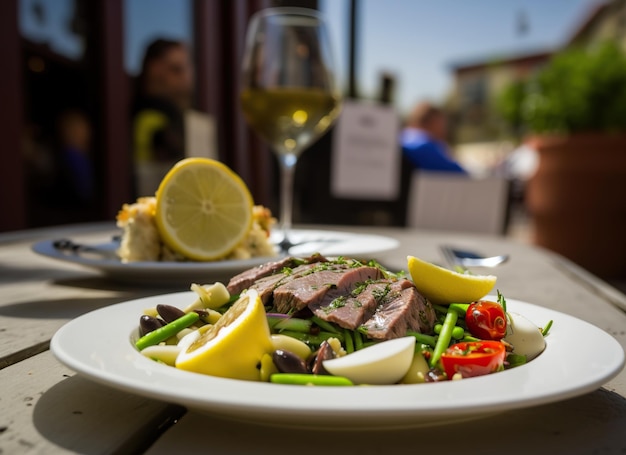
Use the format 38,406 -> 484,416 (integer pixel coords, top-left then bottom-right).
440,341 -> 506,379
465,300 -> 507,340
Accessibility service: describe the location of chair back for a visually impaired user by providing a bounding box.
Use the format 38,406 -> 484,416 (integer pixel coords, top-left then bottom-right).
407,172 -> 510,234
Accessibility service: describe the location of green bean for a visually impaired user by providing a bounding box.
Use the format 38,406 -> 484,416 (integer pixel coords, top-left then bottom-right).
506,353 -> 527,368
271,317 -> 312,333
462,335 -> 481,342
430,308 -> 458,367
135,312 -> 199,351
270,373 -> 353,386
343,329 -> 354,354
541,320 -> 553,336
432,303 -> 449,314
361,341 -> 379,349
406,331 -> 437,348
310,316 -> 341,334
279,330 -> 344,346
353,329 -> 364,350
448,303 -> 469,316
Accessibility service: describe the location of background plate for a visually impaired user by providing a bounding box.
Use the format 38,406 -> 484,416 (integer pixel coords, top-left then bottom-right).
32,229 -> 399,285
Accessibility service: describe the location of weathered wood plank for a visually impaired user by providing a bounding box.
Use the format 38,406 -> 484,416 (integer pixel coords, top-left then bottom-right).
0,351 -> 183,454
0,227 -> 164,365
147,388 -> 626,455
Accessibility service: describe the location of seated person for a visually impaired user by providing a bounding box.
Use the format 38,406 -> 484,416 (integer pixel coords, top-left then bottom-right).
401,101 -> 466,173
132,39 -> 194,196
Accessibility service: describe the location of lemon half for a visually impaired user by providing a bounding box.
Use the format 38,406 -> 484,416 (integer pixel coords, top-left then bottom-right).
407,255 -> 496,305
155,158 -> 253,261
175,289 -> 273,381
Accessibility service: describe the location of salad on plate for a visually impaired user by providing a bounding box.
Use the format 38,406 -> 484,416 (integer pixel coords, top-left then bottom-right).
132,254 -> 551,386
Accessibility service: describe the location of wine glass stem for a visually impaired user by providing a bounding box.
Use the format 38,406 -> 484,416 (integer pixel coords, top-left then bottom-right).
278,153 -> 298,246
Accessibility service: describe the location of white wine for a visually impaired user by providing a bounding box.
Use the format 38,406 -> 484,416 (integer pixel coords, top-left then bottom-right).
241,87 -> 340,156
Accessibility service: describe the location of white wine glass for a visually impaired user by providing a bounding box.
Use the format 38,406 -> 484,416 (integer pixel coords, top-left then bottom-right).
241,7 -> 341,252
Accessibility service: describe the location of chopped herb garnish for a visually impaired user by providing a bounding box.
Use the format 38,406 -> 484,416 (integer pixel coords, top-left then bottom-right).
324,296 -> 347,313
372,284 -> 390,302
351,280 -> 376,297
349,259 -> 364,268
497,290 -> 507,313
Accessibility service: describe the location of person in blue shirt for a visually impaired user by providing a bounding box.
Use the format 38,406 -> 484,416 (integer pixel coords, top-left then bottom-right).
401,101 -> 466,173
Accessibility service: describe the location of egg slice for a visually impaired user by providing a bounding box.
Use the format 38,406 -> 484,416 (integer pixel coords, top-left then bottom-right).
322,336 -> 415,385
504,312 -> 546,360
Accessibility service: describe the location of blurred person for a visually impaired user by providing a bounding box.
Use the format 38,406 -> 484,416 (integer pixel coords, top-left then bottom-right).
501,137 -> 539,182
132,38 -> 194,196
23,123 -> 56,200
401,101 -> 466,173
53,109 -> 94,206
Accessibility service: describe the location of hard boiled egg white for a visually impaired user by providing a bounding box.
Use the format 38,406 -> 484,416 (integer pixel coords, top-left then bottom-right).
322,336 -> 415,385
504,312 -> 546,360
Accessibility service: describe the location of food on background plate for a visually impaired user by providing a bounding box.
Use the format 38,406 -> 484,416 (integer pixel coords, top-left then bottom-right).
116,158 -> 276,262
133,255 -> 551,385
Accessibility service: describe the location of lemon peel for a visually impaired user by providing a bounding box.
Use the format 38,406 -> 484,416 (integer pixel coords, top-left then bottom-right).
175,289 -> 273,381
407,255 -> 496,305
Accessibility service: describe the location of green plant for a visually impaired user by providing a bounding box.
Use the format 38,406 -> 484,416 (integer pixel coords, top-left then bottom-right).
498,42 -> 626,134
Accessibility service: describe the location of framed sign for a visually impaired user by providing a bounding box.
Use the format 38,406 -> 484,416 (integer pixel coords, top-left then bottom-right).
331,100 -> 400,200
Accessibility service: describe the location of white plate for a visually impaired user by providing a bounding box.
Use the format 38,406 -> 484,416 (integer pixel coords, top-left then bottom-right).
32,229 -> 399,285
51,293 -> 625,429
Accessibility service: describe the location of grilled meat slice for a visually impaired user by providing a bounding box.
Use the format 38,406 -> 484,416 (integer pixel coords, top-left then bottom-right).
361,280 -> 435,340
227,254 -> 328,295
310,279 -> 392,330
272,266 -> 383,314
250,261 -> 330,304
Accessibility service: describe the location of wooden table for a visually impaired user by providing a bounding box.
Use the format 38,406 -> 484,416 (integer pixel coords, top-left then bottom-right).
1,222 -> 625,454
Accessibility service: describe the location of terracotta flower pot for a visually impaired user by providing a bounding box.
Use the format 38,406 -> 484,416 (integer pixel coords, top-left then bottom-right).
525,133 -> 626,279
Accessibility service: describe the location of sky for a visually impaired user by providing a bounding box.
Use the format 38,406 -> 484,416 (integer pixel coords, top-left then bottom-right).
20,0 -> 600,116
321,0 -> 600,114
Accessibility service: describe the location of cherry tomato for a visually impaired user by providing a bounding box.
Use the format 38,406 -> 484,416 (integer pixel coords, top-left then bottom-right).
440,341 -> 506,379
465,300 -> 507,340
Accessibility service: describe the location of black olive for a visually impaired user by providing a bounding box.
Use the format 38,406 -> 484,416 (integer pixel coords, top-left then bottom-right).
139,315 -> 166,336
425,367 -> 446,382
272,349 -> 308,374
156,304 -> 185,323
311,340 -> 335,375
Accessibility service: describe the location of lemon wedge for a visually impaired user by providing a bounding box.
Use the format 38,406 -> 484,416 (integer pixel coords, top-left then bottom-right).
407,255 -> 496,305
155,158 -> 253,261
176,289 -> 273,381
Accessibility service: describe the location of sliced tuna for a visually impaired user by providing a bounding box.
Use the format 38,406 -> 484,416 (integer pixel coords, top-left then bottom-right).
361,281 -> 435,340
227,254 -> 328,296
272,266 -> 383,314
310,279 -> 392,330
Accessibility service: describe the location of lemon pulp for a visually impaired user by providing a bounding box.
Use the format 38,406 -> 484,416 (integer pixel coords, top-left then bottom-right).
155,158 -> 253,261
407,255 -> 496,305
175,289 -> 273,381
